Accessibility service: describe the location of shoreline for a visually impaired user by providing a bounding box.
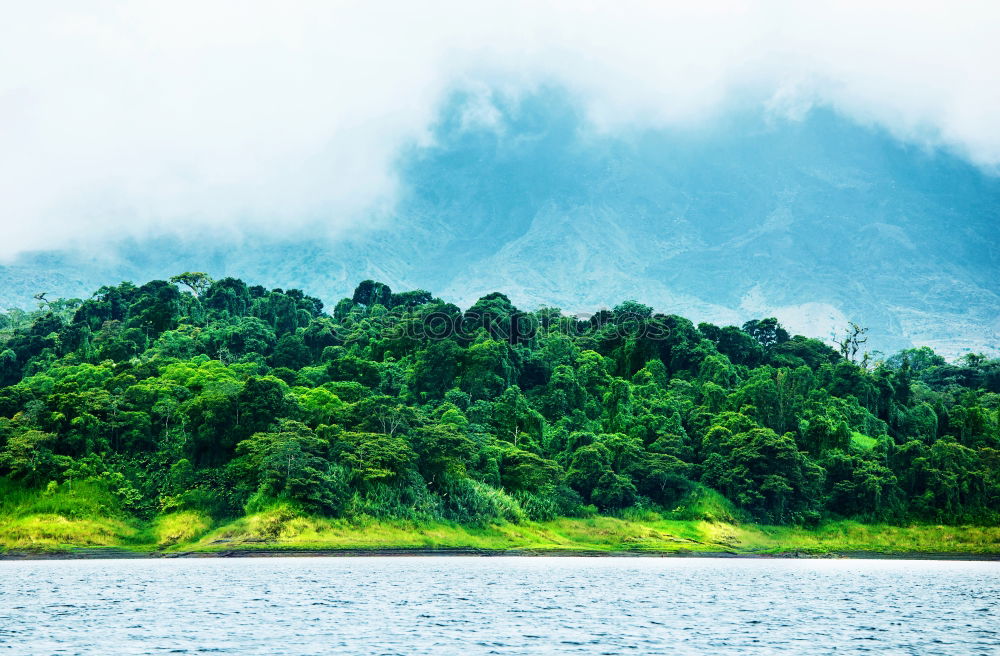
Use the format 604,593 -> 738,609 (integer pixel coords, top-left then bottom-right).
6,512 -> 1000,562
3,546 -> 1000,561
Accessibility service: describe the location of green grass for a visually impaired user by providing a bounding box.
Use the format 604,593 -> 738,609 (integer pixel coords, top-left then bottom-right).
183,506 -> 718,553
851,431 -> 878,451
723,520 -> 1000,555
148,511 -> 214,547
655,485 -> 748,523
176,510 -> 1000,556
0,514 -> 137,551
0,478 -> 118,518
0,478 -> 140,551
2,480 -> 999,556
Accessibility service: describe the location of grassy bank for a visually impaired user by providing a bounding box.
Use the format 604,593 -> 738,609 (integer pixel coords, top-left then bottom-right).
2,482 -> 999,557
174,511 -> 1000,556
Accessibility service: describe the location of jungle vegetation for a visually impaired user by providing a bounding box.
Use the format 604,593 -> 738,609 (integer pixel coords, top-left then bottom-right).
1,273 -> 998,541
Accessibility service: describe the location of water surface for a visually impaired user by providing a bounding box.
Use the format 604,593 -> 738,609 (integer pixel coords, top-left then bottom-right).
1,557 -> 997,655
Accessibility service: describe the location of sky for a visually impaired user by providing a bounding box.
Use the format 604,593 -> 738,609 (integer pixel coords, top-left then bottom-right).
1,1 -> 998,258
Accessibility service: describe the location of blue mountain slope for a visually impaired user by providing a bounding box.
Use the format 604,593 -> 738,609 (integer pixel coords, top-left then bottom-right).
2,90 -> 998,357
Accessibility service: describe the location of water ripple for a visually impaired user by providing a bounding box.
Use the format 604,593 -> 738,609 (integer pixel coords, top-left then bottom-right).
0,557 -> 997,655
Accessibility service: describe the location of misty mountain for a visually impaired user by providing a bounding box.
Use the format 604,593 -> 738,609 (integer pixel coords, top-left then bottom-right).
2,90 -> 998,358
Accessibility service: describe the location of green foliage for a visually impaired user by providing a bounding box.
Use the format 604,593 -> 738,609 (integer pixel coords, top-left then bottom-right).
233,420 -> 348,515
0,275 -> 997,532
701,428 -> 824,523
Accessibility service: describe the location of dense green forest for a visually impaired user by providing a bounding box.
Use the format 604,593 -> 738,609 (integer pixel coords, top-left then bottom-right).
1,273 -> 998,535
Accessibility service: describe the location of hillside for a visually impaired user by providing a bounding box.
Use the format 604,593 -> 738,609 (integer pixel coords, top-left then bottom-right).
1,275 -> 999,554
2,96 -> 999,357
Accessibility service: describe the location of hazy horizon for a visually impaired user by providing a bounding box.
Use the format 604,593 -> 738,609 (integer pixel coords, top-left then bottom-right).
1,2 -> 999,357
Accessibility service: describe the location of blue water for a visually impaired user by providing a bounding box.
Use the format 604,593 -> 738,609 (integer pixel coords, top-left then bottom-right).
0,557 -> 997,655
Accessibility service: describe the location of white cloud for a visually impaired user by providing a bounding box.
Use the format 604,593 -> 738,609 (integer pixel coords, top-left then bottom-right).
1,0 -> 997,257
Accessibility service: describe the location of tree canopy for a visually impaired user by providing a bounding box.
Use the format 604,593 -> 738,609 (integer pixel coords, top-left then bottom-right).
0,277 -> 997,526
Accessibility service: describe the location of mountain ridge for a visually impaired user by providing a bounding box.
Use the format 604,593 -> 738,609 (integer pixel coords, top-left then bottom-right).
2,92 -> 998,357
